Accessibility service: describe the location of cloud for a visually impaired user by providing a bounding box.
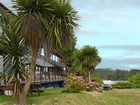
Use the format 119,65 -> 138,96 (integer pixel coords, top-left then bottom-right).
97,45 -> 140,70
85,0 -> 140,10
98,45 -> 140,51
98,45 -> 140,59
97,57 -> 140,70
95,1 -> 121,11
77,30 -> 101,36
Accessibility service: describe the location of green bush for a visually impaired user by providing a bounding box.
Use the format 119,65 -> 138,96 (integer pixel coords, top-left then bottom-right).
128,73 -> 140,88
63,74 -> 85,93
92,75 -> 103,84
112,82 -> 133,89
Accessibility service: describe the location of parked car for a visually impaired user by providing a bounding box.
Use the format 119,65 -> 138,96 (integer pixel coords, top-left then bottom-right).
103,84 -> 112,90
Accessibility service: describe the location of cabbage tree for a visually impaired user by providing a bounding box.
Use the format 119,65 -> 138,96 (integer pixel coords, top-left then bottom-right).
72,45 -> 101,83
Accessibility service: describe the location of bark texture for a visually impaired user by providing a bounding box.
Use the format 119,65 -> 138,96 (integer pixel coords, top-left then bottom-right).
15,51 -> 38,105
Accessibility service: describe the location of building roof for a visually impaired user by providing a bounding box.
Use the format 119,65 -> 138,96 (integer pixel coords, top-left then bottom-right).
0,2 -> 9,10
48,59 -> 66,68
0,2 -> 14,15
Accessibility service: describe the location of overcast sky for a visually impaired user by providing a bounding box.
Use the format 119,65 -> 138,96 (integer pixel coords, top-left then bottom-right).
1,0 -> 140,70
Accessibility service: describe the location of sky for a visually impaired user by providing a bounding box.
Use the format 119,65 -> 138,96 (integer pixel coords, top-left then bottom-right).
1,0 -> 140,70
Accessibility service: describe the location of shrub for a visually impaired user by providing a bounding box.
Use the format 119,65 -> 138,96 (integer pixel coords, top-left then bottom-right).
92,75 -> 103,84
128,73 -> 140,88
112,82 -> 133,89
63,74 -> 85,93
85,82 -> 102,92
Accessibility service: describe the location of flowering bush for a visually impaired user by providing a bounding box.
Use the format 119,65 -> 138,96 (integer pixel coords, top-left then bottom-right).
64,74 -> 85,93
85,82 -> 102,92
63,74 -> 102,93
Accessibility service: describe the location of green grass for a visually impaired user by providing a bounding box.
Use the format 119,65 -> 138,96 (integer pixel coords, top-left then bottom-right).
0,89 -> 140,105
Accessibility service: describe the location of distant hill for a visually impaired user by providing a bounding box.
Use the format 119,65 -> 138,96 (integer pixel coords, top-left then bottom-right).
94,68 -> 140,80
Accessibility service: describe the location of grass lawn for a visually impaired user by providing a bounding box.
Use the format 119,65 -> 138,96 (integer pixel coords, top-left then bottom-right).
0,88 -> 140,105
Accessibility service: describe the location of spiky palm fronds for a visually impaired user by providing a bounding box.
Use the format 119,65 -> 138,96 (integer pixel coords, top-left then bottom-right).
12,0 -> 55,51
71,49 -> 87,75
72,45 -> 101,76
46,0 -> 78,50
81,45 -> 101,68
0,21 -> 27,100
12,0 -> 78,57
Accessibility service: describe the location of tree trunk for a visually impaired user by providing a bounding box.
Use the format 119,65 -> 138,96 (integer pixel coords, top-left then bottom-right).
88,70 -> 93,83
13,84 -> 26,105
88,71 -> 91,83
14,90 -> 26,105
15,51 -> 38,105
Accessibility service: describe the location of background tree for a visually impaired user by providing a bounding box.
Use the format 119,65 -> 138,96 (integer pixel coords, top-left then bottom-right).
72,45 -> 101,83
128,73 -> 140,88
94,68 -> 140,80
92,74 -> 103,84
59,35 -> 77,70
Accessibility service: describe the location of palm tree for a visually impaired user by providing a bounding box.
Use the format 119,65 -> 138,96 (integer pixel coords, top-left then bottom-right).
0,21 -> 27,104
10,0 -> 78,104
72,45 -> 101,83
